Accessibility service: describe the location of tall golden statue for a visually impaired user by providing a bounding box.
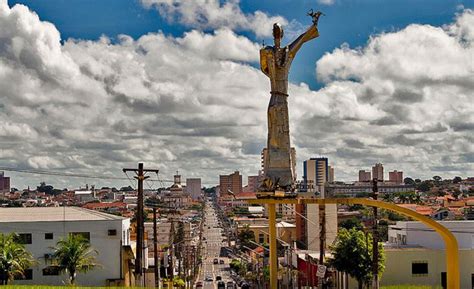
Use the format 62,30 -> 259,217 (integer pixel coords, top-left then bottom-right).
259,11 -> 323,193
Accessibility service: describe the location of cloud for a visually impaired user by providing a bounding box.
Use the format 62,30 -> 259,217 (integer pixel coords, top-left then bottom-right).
0,1 -> 472,189
0,0 -> 269,188
317,0 -> 336,5
140,0 -> 287,37
310,9 -> 474,179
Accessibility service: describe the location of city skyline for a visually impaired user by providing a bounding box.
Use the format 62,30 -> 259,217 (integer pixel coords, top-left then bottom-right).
0,0 -> 473,189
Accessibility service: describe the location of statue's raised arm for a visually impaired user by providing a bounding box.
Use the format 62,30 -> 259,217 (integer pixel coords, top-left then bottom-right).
288,10 -> 324,58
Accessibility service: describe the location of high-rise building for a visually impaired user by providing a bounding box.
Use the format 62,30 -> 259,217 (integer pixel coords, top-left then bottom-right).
0,172 -> 10,193
303,157 -> 328,195
328,166 -> 335,183
389,170 -> 404,184
219,171 -> 242,194
185,178 -> 202,200
359,170 -> 372,182
372,163 -> 384,181
298,158 -> 337,251
245,176 -> 259,193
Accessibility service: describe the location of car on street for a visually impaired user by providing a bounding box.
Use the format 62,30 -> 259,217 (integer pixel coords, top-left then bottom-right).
219,259 -> 224,264
205,276 -> 213,282
216,275 -> 222,281
195,281 -> 203,288
217,281 -> 226,289
213,258 -> 219,264
226,281 -> 235,289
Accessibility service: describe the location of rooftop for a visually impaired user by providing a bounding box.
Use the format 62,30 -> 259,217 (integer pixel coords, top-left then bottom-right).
0,207 -> 126,222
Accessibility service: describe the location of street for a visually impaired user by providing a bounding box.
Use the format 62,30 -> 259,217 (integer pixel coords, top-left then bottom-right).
195,199 -> 235,289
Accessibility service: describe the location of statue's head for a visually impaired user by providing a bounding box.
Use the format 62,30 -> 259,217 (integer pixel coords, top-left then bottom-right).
273,23 -> 284,47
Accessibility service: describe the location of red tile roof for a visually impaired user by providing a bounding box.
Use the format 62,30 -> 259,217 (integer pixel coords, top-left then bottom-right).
82,202 -> 127,210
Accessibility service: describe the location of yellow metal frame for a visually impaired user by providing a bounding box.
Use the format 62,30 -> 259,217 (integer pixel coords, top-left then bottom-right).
248,197 -> 460,289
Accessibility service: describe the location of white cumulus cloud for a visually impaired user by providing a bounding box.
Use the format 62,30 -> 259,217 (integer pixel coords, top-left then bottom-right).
140,0 -> 288,37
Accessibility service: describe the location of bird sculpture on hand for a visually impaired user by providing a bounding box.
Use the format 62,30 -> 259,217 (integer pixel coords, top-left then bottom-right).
307,9 -> 325,25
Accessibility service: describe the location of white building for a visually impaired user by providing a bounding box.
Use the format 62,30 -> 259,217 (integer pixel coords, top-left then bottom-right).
381,221 -> 474,289
74,190 -> 96,203
0,207 -> 132,286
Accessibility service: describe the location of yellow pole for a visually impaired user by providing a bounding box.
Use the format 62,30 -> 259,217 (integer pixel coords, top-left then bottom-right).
268,203 -> 278,289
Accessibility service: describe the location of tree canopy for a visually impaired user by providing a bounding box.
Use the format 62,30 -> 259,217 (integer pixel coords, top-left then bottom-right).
0,233 -> 35,285
51,234 -> 99,285
238,226 -> 257,249
329,228 -> 385,289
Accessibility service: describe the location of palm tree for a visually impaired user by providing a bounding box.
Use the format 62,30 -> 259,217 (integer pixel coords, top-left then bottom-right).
0,233 -> 34,285
51,234 -> 99,285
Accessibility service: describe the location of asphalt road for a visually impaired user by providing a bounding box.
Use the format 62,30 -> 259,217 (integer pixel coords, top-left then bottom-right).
195,200 -> 235,289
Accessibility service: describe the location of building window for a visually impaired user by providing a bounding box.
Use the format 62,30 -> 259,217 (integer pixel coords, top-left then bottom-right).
14,269 -> 33,280
412,262 -> 428,275
43,266 -> 61,276
70,232 -> 90,241
108,229 -> 117,236
258,233 -> 265,244
45,233 -> 53,240
15,233 -> 32,244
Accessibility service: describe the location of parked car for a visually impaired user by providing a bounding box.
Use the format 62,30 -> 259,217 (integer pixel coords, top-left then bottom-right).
195,281 -> 203,288
226,281 -> 235,289
216,275 -> 222,281
205,276 -> 213,282
219,259 -> 225,264
213,258 -> 219,264
217,281 -> 226,289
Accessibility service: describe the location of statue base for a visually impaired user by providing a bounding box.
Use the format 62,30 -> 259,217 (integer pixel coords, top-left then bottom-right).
256,190 -> 298,199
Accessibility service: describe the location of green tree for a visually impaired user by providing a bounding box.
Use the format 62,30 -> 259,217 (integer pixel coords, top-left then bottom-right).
0,233 -> 35,285
230,259 -> 247,275
452,188 -> 462,200
37,182 -> 55,195
377,219 -> 389,242
433,176 -> 442,183
453,176 -> 462,184
403,177 -> 415,185
386,210 -> 408,221
382,193 -> 395,203
339,217 -> 363,230
173,276 -> 185,287
416,181 -> 433,192
329,228 -> 385,289
51,234 -> 99,285
238,226 -> 257,249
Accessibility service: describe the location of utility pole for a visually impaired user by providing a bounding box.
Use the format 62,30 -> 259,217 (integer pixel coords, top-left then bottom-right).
153,207 -> 160,289
123,163 -> 159,287
372,178 -> 379,289
169,220 -> 175,288
318,203 -> 326,288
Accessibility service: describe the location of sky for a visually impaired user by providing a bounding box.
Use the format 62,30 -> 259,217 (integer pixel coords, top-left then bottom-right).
0,0 -> 473,189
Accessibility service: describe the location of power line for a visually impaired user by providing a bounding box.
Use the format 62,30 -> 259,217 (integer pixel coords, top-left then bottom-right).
0,166 -> 175,183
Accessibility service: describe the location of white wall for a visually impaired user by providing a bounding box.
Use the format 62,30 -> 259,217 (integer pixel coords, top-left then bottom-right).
306,204 -> 337,251
381,248 -> 474,289
390,221 -> 474,250
0,218 -> 130,286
